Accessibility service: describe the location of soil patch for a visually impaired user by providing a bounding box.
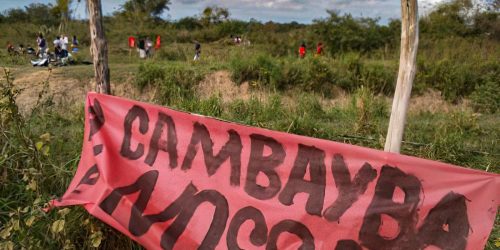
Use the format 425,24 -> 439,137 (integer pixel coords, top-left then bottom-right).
13,68 -> 89,114
196,71 -> 270,102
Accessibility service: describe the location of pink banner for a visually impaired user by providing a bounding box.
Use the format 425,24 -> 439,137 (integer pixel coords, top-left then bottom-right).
51,93 -> 500,249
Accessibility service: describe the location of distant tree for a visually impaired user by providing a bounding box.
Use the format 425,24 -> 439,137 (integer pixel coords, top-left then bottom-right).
121,0 -> 171,19
25,3 -> 58,26
117,0 -> 171,29
421,0 -> 470,36
200,6 -> 229,26
472,3 -> 500,39
52,0 -> 72,20
175,17 -> 202,30
312,10 -> 389,54
480,0 -> 500,11
420,0 -> 499,38
52,0 -> 73,33
1,3 -> 59,26
217,20 -> 248,37
3,8 -> 29,23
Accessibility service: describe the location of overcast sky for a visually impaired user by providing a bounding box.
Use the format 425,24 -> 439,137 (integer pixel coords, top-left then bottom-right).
1,0 -> 444,23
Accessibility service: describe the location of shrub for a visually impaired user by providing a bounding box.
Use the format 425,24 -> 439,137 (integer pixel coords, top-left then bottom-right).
136,62 -> 165,90
255,55 -> 282,89
336,53 -> 363,92
304,57 -> 336,95
359,63 -> 396,95
229,56 -> 259,84
229,54 -> 282,89
416,59 -> 483,103
276,60 -> 307,89
156,65 -> 205,106
470,80 -> 499,114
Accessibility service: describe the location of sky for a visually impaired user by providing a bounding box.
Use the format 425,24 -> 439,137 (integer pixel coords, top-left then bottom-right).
1,0 -> 445,24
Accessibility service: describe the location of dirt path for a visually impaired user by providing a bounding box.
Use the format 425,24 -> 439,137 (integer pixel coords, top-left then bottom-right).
11,66 -> 144,114
13,68 -> 90,114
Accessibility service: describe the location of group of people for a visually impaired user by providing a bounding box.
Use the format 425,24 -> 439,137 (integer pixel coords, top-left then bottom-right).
5,33 -> 80,67
20,33 -> 322,63
6,42 -> 23,55
231,35 -> 242,44
130,36 -> 161,59
137,37 -> 154,59
36,33 -> 79,59
128,35 -> 203,62
299,42 -> 324,58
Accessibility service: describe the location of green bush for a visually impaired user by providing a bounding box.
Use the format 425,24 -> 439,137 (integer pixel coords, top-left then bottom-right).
157,65 -> 205,106
359,63 -> 396,95
334,53 -> 397,95
229,54 -> 282,89
229,56 -> 259,84
136,62 -> 165,90
255,55 -> 282,89
470,80 -> 499,114
415,59 -> 497,103
277,60 -> 307,89
305,57 -> 336,95
335,53 -> 363,92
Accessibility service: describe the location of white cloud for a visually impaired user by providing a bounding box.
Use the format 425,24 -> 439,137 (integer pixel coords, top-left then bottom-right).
2,0 -> 449,23
174,0 -> 308,11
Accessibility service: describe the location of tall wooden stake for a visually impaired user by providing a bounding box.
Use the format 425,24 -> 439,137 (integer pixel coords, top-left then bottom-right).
87,0 -> 111,94
384,0 -> 419,153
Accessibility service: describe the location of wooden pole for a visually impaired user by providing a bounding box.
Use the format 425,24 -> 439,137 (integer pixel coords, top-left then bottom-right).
384,0 -> 419,153
87,0 -> 111,94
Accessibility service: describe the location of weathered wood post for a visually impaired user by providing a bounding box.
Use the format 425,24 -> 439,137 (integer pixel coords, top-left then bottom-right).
87,0 -> 111,94
384,0 -> 419,153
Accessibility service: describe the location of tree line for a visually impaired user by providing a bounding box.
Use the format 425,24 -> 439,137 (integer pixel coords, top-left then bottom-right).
0,0 -> 498,54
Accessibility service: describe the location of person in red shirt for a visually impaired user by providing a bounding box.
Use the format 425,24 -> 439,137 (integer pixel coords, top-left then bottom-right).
316,42 -> 323,56
299,43 -> 306,59
7,42 -> 15,54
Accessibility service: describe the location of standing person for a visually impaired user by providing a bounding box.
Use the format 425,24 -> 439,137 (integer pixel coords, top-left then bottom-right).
54,36 -> 62,59
155,35 -> 161,50
138,38 -> 146,59
299,42 -> 306,59
18,44 -> 25,54
194,41 -> 201,61
71,35 -> 79,52
316,42 -> 323,56
60,35 -> 69,58
145,37 -> 153,57
36,33 -> 46,57
6,42 -> 15,55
